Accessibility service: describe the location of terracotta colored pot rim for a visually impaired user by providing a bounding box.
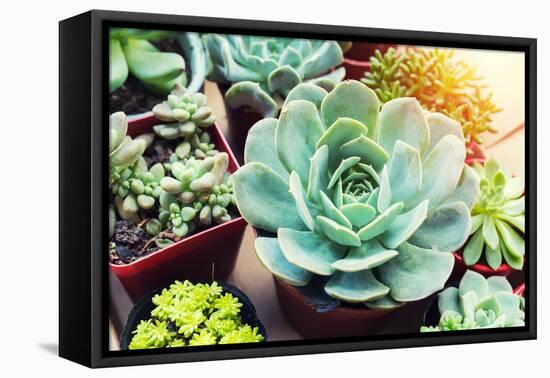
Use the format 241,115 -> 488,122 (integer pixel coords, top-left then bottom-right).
111,119 -> 243,270
453,252 -> 513,275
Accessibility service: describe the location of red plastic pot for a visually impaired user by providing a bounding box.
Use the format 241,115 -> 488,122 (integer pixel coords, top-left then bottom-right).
110,118 -> 247,301
465,140 -> 487,165
273,278 -> 393,339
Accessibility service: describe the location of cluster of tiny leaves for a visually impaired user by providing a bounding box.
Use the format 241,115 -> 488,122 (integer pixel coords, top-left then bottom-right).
129,281 -> 264,349
362,47 -> 502,145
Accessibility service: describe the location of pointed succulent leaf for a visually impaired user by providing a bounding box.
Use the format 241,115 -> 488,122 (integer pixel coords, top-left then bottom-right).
109,39 -> 128,93
482,215 -> 499,250
278,228 -> 346,276
380,200 -> 428,249
377,242 -> 454,301
494,218 -> 525,257
377,97 -> 429,158
244,118 -> 290,180
365,296 -> 404,311
276,100 -> 325,185
463,228 -> 485,265
331,239 -> 398,272
357,202 -> 403,241
123,39 -> 185,83
318,191 -> 352,229
339,135 -> 389,172
487,275 -> 513,294
494,292 -> 524,326
317,216 -> 361,247
377,166 -> 392,212
301,41 -> 343,78
321,80 -> 380,139
388,141 -> 422,204
255,237 -> 313,287
423,112 -> 464,158
504,177 -> 524,200
307,145 -> 330,204
325,270 -> 390,303
233,162 -> 307,233
408,202 -> 470,252
442,164 -> 480,210
485,241 -> 503,270
288,171 -> 321,232
501,242 -> 524,270
316,117 -> 369,171
339,203 -> 376,228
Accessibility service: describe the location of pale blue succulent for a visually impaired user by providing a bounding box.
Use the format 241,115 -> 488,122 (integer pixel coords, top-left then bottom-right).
233,80 -> 479,306
202,34 -> 345,117
421,270 -> 525,332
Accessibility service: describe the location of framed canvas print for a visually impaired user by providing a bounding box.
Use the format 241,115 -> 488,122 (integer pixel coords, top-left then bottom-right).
59,9 -> 537,368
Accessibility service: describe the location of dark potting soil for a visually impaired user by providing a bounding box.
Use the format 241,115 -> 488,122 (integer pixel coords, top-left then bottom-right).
109,38 -> 190,115
110,220 -> 159,265
143,139 -> 177,166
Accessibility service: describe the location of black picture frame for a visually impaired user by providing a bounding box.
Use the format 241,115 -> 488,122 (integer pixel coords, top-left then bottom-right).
59,9 -> 537,368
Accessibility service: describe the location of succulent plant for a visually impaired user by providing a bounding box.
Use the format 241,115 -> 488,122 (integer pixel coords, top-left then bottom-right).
421,270 -> 525,332
158,153 -> 235,238
233,80 -> 479,306
463,157 -> 525,270
128,280 -> 264,349
362,48 -> 502,148
202,34 -> 345,117
109,112 -> 148,188
110,29 -> 207,95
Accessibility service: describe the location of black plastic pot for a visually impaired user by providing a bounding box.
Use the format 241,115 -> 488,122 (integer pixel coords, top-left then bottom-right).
120,281 -> 268,350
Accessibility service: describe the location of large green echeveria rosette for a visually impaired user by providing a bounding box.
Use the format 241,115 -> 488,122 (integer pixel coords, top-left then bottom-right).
233,80 -> 479,308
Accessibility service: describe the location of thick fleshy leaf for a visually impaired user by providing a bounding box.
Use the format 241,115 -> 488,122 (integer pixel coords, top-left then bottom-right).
495,213 -> 525,233
278,228 -> 346,276
501,242 -> 524,270
414,135 -> 466,212
339,135 -> 389,172
339,203 -> 376,228
485,241 -> 503,271
317,216 -> 361,247
495,218 -> 525,257
255,237 -> 312,286
442,165 -> 480,210
501,197 -> 525,216
267,65 -> 302,97
458,270 -> 489,299
244,118 -> 289,180
233,162 -> 307,233
423,112 -> 464,158
109,39 -> 128,93
325,270 -> 390,303
482,215 -> 499,250
316,117 -> 369,171
388,141 -> 422,204
470,214 -> 484,235
365,296 -> 404,310
225,81 -> 278,117
331,239 -> 398,272
109,112 -> 128,152
408,202 -> 470,252
321,80 -> 380,138
283,83 -> 328,110
124,39 -> 185,83
438,287 -> 461,315
380,200 -> 428,249
504,177 -> 524,200
377,166 -> 392,212
487,275 -> 513,294
276,100 -> 324,184
494,292 -> 524,326
377,242 -> 454,301
307,67 -> 346,91
377,97 -> 429,157
301,41 -> 343,78
318,191 -> 352,228
327,157 -> 361,189
307,145 -> 330,204
357,202 -> 403,241
288,171 -> 321,232
460,291 -> 477,320
463,228 -> 485,266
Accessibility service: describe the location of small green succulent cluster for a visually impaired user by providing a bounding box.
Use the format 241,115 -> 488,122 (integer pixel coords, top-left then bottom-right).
157,153 -> 235,239
234,80 -> 479,306
463,158 -> 525,270
421,270 -> 524,332
362,47 -> 502,147
129,281 -> 264,349
202,34 -> 345,117
109,29 -> 207,96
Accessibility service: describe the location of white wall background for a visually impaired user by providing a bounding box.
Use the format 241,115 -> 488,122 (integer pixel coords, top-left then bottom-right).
0,0 -> 545,375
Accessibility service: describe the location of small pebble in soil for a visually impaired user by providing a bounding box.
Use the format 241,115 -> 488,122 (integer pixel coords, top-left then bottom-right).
110,220 -> 159,265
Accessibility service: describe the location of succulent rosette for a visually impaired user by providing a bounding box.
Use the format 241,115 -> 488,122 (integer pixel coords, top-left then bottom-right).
233,80 -> 479,307
202,34 -> 345,117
